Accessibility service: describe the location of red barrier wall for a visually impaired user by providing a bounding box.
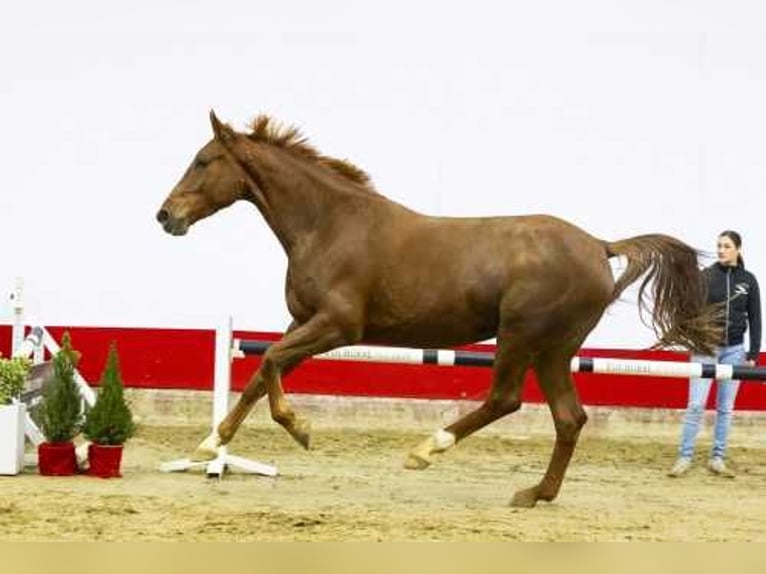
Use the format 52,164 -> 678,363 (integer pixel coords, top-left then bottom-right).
1,325 -> 764,410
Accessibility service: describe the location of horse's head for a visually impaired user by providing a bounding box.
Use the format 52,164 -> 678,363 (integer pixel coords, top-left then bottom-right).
156,111 -> 253,236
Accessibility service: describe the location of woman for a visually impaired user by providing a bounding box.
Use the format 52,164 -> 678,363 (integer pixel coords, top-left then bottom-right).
668,230 -> 761,478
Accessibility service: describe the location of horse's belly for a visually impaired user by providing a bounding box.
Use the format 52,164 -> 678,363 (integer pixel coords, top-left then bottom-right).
362,297 -> 498,348
362,327 -> 496,349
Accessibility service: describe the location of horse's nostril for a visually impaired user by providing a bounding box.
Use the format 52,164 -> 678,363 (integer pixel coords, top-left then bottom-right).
156,209 -> 169,224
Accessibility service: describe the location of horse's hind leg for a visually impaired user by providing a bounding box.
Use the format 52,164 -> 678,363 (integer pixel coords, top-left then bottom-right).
509,346 -> 587,508
404,336 -> 531,469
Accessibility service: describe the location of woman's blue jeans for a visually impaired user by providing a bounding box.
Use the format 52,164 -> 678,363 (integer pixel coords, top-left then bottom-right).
677,344 -> 744,460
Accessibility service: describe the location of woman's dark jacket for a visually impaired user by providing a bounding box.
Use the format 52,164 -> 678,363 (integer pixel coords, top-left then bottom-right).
703,262 -> 761,361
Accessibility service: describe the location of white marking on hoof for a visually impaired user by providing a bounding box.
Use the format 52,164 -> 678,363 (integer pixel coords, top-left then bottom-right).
404,429 -> 456,470
432,429 -> 456,452
190,431 -> 221,461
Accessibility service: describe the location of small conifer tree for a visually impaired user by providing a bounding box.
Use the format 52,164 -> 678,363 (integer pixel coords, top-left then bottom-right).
38,332 -> 84,443
83,342 -> 135,445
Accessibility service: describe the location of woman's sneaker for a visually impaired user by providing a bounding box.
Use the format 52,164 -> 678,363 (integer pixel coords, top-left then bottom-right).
708,458 -> 735,478
668,457 -> 692,477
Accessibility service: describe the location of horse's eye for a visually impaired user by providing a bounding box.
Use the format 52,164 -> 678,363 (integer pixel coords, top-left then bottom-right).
195,158 -> 209,169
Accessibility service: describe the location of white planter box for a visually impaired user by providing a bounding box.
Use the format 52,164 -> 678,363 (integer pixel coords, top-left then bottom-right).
0,403 -> 26,475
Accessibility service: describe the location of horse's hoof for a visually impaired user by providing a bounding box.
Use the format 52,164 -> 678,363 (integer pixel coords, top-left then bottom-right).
403,453 -> 431,470
509,487 -> 539,508
190,446 -> 218,462
289,418 -> 311,450
190,432 -> 220,462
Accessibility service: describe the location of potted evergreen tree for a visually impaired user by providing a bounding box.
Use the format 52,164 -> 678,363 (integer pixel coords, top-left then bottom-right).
82,342 -> 135,478
0,354 -> 31,475
36,332 -> 84,476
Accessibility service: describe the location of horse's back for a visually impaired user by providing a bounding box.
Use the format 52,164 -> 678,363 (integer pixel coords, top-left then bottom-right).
358,210 -> 615,347
378,211 -> 611,286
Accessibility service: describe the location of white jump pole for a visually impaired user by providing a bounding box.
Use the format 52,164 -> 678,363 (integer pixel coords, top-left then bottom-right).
159,317 -> 277,478
13,327 -> 44,361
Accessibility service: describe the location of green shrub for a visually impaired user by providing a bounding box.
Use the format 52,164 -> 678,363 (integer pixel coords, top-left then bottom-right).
0,355 -> 31,405
83,342 -> 135,445
37,332 -> 84,443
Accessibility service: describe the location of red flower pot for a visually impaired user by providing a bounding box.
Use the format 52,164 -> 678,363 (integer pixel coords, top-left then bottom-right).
38,442 -> 77,476
87,443 -> 124,478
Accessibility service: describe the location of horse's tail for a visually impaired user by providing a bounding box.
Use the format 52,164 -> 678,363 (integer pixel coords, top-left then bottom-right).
604,234 -> 721,355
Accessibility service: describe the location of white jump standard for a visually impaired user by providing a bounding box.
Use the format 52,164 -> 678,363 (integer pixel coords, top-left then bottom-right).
7,278 -> 96,467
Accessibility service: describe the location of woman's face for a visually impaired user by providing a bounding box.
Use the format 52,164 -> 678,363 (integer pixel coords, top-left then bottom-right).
717,235 -> 740,266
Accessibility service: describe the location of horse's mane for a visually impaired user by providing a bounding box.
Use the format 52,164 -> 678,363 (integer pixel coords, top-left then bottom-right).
246,115 -> 375,192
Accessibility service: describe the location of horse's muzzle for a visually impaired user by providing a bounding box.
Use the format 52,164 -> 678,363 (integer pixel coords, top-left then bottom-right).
156,208 -> 189,236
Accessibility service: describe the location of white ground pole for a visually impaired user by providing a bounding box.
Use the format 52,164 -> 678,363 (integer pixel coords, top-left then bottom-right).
159,317 -> 278,478
7,278 -> 96,467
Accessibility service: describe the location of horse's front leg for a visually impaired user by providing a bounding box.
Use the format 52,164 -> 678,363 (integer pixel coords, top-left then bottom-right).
191,371 -> 267,461
193,313 -> 356,459
191,322 -> 298,462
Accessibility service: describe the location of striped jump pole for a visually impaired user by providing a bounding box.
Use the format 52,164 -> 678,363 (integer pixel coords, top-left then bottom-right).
235,340 -> 766,382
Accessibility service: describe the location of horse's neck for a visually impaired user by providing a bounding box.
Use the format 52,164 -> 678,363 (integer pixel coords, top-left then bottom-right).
245,151 -> 366,255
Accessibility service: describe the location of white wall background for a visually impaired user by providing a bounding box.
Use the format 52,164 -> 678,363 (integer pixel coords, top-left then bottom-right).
1,1 -> 764,349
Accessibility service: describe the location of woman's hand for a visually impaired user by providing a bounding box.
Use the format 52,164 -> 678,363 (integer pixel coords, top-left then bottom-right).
745,359 -> 756,366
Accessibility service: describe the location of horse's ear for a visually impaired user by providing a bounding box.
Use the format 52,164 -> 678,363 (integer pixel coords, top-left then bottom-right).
210,109 -> 235,145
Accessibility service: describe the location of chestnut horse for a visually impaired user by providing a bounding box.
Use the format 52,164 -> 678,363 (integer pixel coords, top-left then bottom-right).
157,111 -> 719,507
